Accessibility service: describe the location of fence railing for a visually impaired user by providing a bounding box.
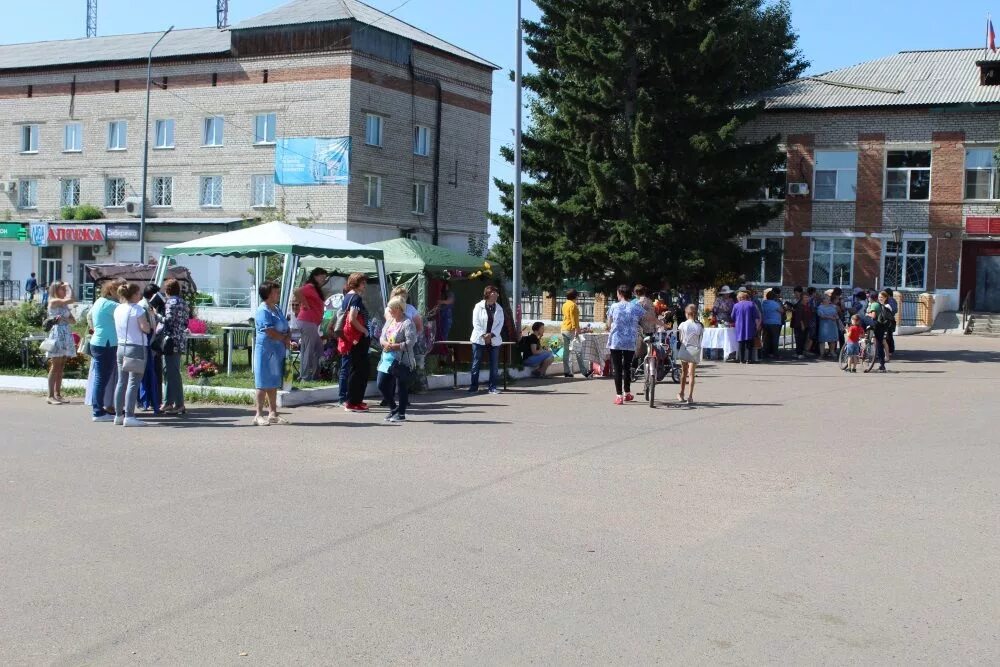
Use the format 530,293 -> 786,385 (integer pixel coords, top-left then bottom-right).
896,291 -> 919,327
520,295 -> 544,322
554,294 -> 596,321
0,280 -> 21,303
195,287 -> 254,309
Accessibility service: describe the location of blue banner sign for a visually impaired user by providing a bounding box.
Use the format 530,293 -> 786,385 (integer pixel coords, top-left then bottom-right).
275,137 -> 351,186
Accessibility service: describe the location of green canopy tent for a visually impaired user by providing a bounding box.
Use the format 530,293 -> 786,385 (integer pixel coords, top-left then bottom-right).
304,238 -> 489,314
155,221 -> 389,314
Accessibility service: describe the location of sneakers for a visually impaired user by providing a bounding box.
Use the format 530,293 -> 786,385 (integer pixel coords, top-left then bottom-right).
92,414 -> 115,423
467,387 -> 479,393
614,396 -> 624,405
345,402 -> 369,413
583,370 -> 593,378
389,414 -> 407,423
563,373 -> 573,378
488,388 -> 502,395
122,417 -> 147,428
114,416 -> 124,426
624,393 -> 635,402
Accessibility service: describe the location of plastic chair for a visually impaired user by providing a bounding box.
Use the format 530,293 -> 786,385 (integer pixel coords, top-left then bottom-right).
229,327 -> 253,371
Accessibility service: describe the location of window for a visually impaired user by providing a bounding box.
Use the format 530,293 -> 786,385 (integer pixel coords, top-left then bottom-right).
20,125 -> 39,153
412,182 -> 429,215
154,119 -> 175,149
757,157 -> 787,200
200,176 -> 223,207
251,174 -> 275,207
365,114 -> 384,147
810,238 -> 854,287
152,176 -> 173,207
885,150 -> 931,200
413,125 -> 430,156
17,179 -> 37,209
882,240 -> 927,290
105,177 -> 127,207
965,148 -> 999,200
203,116 -> 224,147
254,113 -> 276,144
64,123 -> 82,152
107,121 -> 127,150
364,174 -> 382,208
814,150 -> 857,201
60,178 -> 80,207
744,237 -> 784,284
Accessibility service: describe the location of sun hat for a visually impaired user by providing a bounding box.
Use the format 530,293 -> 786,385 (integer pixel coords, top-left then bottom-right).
718,285 -> 733,295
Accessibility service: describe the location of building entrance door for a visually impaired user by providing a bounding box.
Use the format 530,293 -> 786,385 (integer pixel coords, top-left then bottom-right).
77,245 -> 97,299
975,255 -> 1000,312
39,247 -> 62,288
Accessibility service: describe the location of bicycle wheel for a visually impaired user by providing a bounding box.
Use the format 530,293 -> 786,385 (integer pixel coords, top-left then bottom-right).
863,337 -> 877,373
838,344 -> 850,371
671,364 -> 681,384
646,357 -> 656,407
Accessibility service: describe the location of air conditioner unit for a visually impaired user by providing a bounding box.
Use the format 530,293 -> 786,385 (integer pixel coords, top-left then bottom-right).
124,196 -> 143,217
0,181 -> 16,194
787,182 -> 810,196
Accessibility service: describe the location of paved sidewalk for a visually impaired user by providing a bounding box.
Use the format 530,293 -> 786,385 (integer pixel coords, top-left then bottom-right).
2,334 -> 999,664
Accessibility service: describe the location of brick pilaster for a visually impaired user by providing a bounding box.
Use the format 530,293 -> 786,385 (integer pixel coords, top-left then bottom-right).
783,134 -> 814,286
928,131 -> 965,291
853,133 -> 886,288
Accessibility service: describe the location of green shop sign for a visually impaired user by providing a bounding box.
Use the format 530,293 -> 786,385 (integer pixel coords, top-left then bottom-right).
0,223 -> 26,241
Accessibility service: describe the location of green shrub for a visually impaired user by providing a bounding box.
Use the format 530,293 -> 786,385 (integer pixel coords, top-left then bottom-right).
0,310 -> 33,368
61,206 -> 77,220
14,300 -> 45,327
193,292 -> 215,306
74,204 -> 103,220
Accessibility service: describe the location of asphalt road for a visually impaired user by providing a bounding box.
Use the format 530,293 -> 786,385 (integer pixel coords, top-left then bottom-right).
2,334 -> 999,665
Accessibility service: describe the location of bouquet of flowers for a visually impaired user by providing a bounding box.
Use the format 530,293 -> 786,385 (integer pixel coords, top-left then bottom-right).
187,357 -> 219,379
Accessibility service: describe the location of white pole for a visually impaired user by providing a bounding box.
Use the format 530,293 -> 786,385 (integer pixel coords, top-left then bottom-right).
140,25 -> 173,264
512,0 -> 523,331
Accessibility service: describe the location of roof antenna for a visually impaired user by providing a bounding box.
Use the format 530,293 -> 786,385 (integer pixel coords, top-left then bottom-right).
86,0 -> 97,38
217,0 -> 229,29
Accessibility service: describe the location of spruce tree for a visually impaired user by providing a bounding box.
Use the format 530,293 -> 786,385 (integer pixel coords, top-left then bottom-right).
491,0 -> 807,292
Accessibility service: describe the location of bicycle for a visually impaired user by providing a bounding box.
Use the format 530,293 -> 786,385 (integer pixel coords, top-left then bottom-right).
839,328 -> 877,373
641,331 -> 680,407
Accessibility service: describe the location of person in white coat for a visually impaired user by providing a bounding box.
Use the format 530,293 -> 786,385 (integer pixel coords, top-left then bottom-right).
469,285 -> 505,394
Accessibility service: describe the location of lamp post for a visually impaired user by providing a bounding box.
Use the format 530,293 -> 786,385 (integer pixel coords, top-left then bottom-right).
139,26 -> 174,264
512,0 -> 523,330
892,226 -> 904,290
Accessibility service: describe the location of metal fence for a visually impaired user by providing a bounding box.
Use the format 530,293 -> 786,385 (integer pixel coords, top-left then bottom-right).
520,295 -> 545,321
0,280 -> 21,303
896,291 -> 919,327
554,294 -> 596,321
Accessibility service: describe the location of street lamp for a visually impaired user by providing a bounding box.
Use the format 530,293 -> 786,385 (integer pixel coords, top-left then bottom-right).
139,25 -> 174,264
512,0 -> 523,331
892,226 -> 904,290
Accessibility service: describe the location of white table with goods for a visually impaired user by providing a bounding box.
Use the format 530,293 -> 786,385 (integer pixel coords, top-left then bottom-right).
700,326 -> 738,360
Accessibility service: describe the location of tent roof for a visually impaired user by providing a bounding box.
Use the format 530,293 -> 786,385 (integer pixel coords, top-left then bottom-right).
161,221 -> 384,260
306,237 -> 486,275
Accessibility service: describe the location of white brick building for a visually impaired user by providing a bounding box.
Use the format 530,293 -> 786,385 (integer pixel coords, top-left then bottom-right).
0,0 -> 496,295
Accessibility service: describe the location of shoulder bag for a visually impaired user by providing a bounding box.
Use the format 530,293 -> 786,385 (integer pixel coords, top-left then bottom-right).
121,308 -> 147,374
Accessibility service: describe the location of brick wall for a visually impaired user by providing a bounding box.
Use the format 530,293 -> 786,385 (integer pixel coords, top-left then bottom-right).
928,131 -> 965,290
783,134 -> 813,286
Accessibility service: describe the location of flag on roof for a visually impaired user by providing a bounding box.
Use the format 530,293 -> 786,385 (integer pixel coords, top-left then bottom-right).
990,18 -> 997,53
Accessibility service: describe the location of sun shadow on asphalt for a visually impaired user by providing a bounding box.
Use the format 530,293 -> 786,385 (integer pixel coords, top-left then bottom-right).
890,349 -> 1000,364
657,401 -> 783,410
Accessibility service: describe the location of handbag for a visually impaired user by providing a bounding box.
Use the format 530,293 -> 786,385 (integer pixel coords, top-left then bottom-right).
120,308 -> 147,374
77,336 -> 91,357
39,338 -> 55,353
42,316 -> 58,332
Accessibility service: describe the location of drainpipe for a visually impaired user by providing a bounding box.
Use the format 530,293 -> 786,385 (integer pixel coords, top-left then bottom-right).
410,58 -> 443,245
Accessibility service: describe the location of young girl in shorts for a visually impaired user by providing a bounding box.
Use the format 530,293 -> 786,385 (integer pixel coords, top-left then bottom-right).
844,314 -> 864,373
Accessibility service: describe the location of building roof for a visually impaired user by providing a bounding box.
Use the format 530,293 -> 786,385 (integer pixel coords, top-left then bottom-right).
0,0 -> 495,73
760,48 -> 1000,110
233,0 -> 498,69
0,28 -> 231,72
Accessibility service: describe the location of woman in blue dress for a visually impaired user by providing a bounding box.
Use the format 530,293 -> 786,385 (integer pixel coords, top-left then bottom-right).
253,281 -> 291,426
816,294 -> 841,358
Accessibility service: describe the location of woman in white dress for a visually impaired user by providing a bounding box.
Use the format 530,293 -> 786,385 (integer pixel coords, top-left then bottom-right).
44,281 -> 76,405
676,304 -> 704,405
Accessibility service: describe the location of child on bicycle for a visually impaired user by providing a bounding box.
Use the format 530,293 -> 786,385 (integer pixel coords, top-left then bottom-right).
844,314 -> 864,373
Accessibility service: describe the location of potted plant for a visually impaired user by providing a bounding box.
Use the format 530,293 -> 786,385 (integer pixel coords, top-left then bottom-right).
187,357 -> 219,386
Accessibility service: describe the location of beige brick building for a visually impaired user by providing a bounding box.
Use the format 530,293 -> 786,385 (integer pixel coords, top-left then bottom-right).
0,0 -> 496,294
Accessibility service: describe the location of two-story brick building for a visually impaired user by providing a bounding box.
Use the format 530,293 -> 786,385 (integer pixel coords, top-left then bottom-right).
744,48 -> 1000,315
0,0 -> 496,295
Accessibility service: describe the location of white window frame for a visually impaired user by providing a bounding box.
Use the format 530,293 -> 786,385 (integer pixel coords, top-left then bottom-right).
964,147 -> 999,201
364,174 -> 383,208
17,179 -> 37,209
152,176 -> 173,208
365,113 -> 384,147
809,237 -> 854,288
254,113 -> 277,145
199,176 -> 223,207
63,123 -> 82,153
813,150 -> 858,201
251,174 -> 275,208
202,116 -> 224,147
413,125 -> 431,156
105,177 -> 127,208
107,120 -> 128,151
744,237 -> 784,284
412,182 -> 429,215
884,150 -> 931,201
60,178 -> 81,207
881,238 -> 928,291
154,119 -> 175,149
20,125 -> 39,153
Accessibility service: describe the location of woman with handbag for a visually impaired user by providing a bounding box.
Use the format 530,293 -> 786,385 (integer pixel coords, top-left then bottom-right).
675,304 -> 704,405
43,281 -> 76,405
377,296 -> 418,423
339,273 -> 371,413
88,279 -> 124,420
294,268 -> 329,382
161,278 -> 190,415
113,282 -> 152,427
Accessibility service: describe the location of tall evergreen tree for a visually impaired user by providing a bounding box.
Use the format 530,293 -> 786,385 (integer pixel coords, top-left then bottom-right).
491,0 -> 807,292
